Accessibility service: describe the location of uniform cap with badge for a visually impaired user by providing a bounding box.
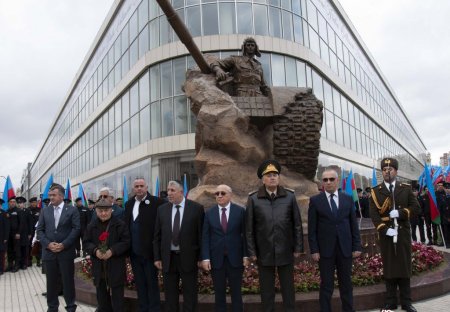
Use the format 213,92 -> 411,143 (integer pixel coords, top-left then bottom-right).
257,159 -> 281,179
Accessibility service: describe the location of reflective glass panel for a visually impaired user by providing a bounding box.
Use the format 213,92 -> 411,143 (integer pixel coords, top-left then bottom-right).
174,96 -> 188,135
122,120 -> 130,151
161,98 -> 174,136
130,83 -> 139,116
202,4 -> 218,36
130,114 -> 140,148
140,71 -> 150,108
237,3 -> 252,34
151,101 -> 161,139
269,7 -> 281,38
254,5 -> 269,36
140,105 -> 150,143
219,3 -> 236,34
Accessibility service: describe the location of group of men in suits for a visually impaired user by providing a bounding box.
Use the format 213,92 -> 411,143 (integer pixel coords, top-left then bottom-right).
30,156 -> 420,312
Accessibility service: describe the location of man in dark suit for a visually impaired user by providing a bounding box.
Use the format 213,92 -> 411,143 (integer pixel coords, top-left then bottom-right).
308,168 -> 362,312
124,178 -> 165,312
201,185 -> 248,312
37,184 -> 80,312
153,180 -> 204,312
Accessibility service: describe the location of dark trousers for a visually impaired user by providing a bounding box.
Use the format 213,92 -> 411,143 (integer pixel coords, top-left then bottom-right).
411,217 -> 426,243
210,256 -> 244,312
385,278 -> 411,306
424,215 -> 438,243
318,245 -> 354,312
163,252 -> 198,312
44,258 -> 76,312
19,244 -> 30,268
0,251 -> 6,273
7,238 -> 20,269
258,263 -> 295,312
96,278 -> 124,312
130,253 -> 161,312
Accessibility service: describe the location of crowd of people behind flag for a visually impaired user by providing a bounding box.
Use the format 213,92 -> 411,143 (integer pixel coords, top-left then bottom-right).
2,157 -> 450,311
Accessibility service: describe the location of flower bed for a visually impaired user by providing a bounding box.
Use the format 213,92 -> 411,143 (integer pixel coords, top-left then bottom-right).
79,242 -> 444,294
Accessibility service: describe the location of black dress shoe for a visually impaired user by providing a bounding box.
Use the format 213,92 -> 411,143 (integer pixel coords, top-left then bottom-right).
401,304 -> 417,312
381,303 -> 397,310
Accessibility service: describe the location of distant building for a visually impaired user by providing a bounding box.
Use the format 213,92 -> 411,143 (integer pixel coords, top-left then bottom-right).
440,152 -> 449,167
21,0 -> 427,198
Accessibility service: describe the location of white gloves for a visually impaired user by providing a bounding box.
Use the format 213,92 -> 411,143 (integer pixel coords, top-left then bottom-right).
386,228 -> 398,236
389,210 -> 399,219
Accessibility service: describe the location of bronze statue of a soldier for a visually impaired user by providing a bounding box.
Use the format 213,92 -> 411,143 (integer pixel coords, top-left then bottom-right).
211,38 -> 270,97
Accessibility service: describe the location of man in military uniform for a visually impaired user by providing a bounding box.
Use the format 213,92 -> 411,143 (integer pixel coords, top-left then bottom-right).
435,181 -> 446,246
442,182 -> 450,248
369,158 -> 420,312
0,199 -> 10,275
15,196 -> 34,269
211,37 -> 270,97
246,159 -> 303,312
29,197 -> 42,266
7,197 -> 21,272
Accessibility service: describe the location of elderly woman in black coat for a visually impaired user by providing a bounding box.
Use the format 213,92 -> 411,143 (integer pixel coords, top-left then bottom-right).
83,199 -> 130,312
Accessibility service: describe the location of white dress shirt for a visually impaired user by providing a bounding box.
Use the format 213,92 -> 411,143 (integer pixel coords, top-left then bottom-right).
324,190 -> 339,212
53,201 -> 64,228
218,202 -> 231,222
133,195 -> 147,221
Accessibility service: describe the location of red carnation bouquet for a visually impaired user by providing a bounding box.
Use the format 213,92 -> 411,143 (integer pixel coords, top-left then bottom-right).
98,231 -> 109,254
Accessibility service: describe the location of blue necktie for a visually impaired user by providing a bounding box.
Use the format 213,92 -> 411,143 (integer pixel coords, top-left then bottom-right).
330,194 -> 338,217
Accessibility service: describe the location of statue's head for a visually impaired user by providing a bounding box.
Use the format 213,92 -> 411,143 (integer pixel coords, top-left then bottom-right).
241,37 -> 261,57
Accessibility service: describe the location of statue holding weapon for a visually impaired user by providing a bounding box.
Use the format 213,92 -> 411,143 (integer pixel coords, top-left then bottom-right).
369,157 -> 421,312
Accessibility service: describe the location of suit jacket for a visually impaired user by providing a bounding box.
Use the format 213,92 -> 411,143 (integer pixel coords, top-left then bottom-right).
308,191 -> 361,258
0,210 -> 10,251
153,199 -> 204,273
124,192 -> 165,260
201,203 -> 247,269
36,203 -> 80,261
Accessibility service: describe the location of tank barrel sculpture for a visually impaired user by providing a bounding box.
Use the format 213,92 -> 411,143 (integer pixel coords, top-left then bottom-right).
156,0 -> 211,74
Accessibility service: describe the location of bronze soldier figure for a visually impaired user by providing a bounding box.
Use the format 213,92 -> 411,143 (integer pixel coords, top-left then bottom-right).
211,37 -> 270,97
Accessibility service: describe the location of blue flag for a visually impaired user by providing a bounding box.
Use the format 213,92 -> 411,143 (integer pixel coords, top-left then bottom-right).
372,167 -> 377,187
154,176 -> 160,197
42,174 -> 54,200
183,174 -> 188,198
123,175 -> 128,204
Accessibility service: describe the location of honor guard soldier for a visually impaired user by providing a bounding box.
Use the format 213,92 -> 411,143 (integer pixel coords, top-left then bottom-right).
369,158 -> 420,312
15,196 -> 34,269
29,197 -> 42,266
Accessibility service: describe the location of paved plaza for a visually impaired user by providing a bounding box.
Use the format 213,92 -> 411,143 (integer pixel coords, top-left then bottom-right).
1,245 -> 449,311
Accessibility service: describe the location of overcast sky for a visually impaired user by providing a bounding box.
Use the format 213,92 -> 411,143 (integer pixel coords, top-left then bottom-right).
0,0 -> 449,191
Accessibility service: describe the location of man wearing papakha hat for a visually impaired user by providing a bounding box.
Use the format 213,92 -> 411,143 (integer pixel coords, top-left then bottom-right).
369,157 -> 420,312
246,159 -> 303,312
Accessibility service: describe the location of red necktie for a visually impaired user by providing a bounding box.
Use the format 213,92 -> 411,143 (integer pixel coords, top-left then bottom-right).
221,207 -> 227,233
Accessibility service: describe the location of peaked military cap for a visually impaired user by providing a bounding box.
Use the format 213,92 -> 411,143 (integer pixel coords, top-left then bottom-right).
15,196 -> 26,203
257,159 -> 281,179
75,197 -> 82,202
88,199 -> 96,204
29,197 -> 37,203
8,196 -> 16,202
381,157 -> 398,170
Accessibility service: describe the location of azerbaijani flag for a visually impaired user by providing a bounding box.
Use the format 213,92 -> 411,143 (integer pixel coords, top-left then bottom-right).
123,175 -> 128,204
345,170 -> 359,203
340,169 -> 346,190
183,174 -> 188,198
154,176 -> 160,197
372,167 -> 378,187
424,164 -> 441,224
78,182 -> 88,207
65,178 -> 73,205
2,175 -> 15,211
42,174 -> 54,200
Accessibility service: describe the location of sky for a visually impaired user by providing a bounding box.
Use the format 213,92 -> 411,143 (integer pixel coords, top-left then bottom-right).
0,0 -> 449,191
0,0 -> 114,191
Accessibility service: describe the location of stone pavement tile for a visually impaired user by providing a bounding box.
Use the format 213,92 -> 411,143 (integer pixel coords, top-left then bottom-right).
361,293 -> 450,311
0,265 -> 96,312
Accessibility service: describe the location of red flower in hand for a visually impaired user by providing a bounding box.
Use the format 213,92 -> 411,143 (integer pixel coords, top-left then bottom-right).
99,231 -> 109,242
98,231 -> 109,253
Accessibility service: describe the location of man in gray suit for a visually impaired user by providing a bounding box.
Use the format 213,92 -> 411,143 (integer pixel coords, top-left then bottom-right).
37,184 -> 80,312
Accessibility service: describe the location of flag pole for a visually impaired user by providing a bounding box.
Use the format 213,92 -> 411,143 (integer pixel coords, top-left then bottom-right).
438,224 -> 447,248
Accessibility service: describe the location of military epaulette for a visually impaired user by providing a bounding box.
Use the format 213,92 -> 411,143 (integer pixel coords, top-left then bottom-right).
248,190 -> 257,196
400,183 -> 411,188
284,187 -> 295,193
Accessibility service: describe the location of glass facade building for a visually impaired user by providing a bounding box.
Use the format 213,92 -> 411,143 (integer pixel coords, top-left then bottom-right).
22,0 -> 427,199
